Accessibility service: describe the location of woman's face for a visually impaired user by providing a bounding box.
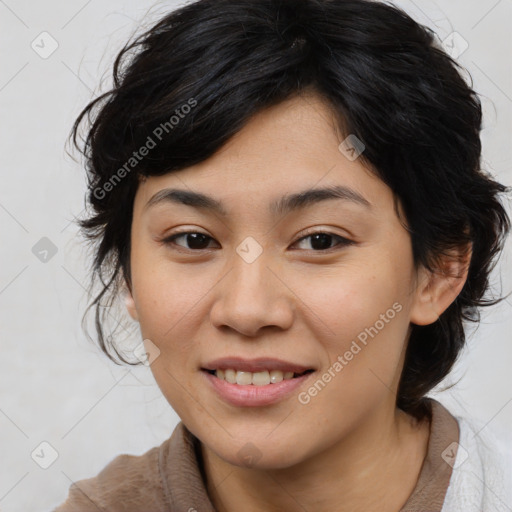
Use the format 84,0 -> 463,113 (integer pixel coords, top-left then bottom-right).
125,93 -> 435,468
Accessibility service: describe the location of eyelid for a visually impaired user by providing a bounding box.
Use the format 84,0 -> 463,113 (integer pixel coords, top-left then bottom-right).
295,227 -> 353,243
290,229 -> 354,252
159,229 -> 217,251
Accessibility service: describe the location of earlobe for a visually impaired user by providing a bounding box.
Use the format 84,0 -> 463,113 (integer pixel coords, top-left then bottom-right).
410,243 -> 472,326
123,284 -> 139,322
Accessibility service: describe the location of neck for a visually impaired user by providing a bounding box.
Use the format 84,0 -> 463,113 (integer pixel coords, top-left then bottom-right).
200,404 -> 430,512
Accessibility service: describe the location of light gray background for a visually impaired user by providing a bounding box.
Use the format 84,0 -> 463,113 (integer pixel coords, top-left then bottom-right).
0,1 -> 511,510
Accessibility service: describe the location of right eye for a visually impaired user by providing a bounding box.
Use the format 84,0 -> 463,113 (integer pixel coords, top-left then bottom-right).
161,231 -> 218,252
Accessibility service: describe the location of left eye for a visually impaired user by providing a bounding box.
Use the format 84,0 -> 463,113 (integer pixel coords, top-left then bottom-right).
292,232 -> 353,251
161,231 -> 353,252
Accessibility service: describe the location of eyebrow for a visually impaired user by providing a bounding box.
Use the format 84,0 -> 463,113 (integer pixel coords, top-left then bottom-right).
144,185 -> 371,217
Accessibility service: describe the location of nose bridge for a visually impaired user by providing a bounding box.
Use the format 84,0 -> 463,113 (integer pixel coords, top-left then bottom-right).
209,244 -> 294,336
234,249 -> 272,296
228,245 -> 278,309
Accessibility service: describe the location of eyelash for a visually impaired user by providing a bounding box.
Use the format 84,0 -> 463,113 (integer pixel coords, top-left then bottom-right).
160,229 -> 354,253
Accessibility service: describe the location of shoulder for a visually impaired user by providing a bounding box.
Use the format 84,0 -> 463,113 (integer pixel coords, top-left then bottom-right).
441,410 -> 512,512
53,437 -> 172,512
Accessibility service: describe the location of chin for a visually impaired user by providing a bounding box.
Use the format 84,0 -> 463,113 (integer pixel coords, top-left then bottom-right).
206,434 -> 311,471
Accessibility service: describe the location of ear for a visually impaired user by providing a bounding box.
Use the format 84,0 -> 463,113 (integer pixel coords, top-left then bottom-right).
410,243 -> 472,326
122,282 -> 139,322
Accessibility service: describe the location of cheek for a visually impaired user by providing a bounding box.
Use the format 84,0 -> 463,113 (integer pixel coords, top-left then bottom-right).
128,239 -> 209,350
129,263 -> 210,419
303,262 -> 404,339
297,259 -> 411,382
292,268 -> 410,426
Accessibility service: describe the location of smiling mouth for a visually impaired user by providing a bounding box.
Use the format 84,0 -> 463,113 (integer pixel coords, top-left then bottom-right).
202,368 -> 315,385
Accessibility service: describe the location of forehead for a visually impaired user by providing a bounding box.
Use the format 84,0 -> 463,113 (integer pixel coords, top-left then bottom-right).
134,93 -> 392,216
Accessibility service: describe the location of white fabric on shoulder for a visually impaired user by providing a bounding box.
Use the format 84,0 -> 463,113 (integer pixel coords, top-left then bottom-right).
441,412 -> 512,512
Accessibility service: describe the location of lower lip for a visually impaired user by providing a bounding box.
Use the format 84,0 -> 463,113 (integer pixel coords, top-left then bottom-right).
201,370 -> 315,407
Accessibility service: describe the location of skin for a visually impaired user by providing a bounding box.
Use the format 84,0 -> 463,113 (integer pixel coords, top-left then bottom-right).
125,92 -> 470,512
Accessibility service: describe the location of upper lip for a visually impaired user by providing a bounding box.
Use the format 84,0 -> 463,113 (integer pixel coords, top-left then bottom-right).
201,357 -> 315,373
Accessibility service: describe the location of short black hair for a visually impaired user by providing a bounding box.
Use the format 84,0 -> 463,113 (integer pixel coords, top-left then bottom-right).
70,0 -> 510,421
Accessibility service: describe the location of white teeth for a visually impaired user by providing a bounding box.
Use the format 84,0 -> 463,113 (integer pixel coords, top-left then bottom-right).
252,371 -> 271,386
270,370 -> 283,384
213,369 -> 304,385
224,369 -> 236,384
235,371 -> 253,385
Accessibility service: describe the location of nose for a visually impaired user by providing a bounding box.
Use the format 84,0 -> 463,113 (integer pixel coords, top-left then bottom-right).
209,251 -> 294,337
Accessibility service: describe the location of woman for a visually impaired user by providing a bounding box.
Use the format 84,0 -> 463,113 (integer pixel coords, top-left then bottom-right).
55,0 -> 511,510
